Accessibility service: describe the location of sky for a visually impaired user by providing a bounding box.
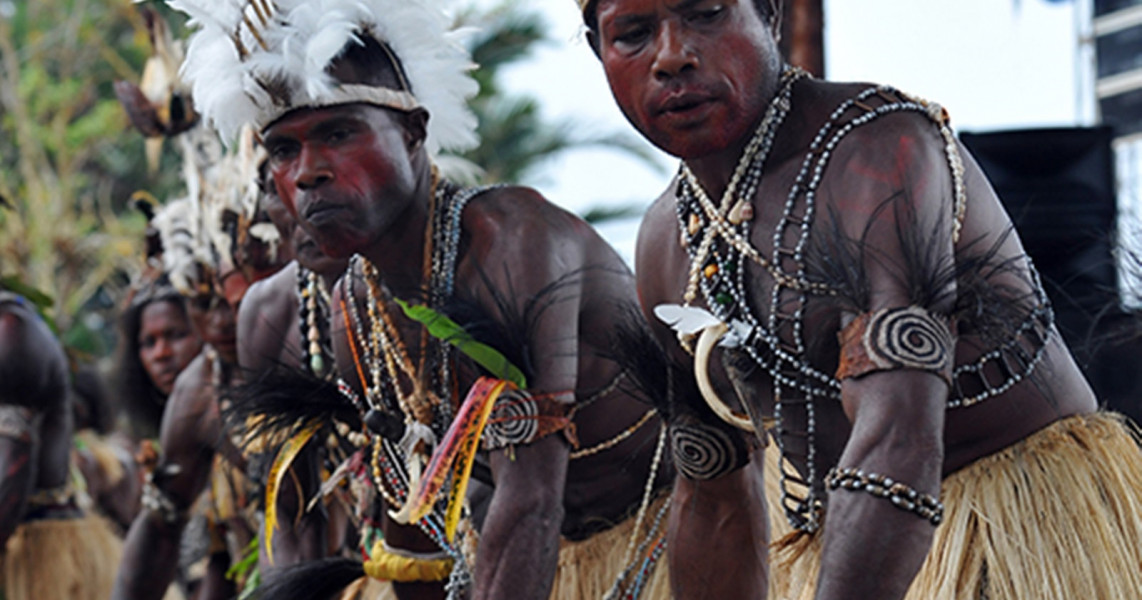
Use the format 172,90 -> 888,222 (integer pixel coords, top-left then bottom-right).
465,0 -> 1084,263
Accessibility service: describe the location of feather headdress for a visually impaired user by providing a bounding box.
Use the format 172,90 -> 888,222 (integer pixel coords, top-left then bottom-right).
153,125 -> 270,296
166,0 -> 479,156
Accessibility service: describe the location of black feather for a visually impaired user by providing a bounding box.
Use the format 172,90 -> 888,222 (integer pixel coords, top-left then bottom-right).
252,557 -> 365,600
222,364 -> 362,458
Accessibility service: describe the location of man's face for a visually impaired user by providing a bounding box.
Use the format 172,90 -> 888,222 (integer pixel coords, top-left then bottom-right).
186,289 -> 238,365
593,0 -> 780,159
261,103 -> 419,259
137,299 -> 202,396
262,183 -> 347,278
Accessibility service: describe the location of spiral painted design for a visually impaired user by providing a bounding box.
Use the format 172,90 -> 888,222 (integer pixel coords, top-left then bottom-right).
483,394 -> 539,450
670,422 -> 741,480
868,306 -> 952,372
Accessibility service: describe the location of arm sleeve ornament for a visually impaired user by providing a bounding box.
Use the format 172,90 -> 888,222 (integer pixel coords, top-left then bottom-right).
825,467 -> 943,526
836,305 -> 954,385
141,470 -> 185,524
480,389 -> 576,452
364,540 -> 453,583
669,417 -> 750,481
0,406 -> 35,442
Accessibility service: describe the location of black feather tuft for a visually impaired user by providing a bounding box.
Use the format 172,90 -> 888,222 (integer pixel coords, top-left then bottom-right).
222,364 -> 362,458
252,557 -> 365,600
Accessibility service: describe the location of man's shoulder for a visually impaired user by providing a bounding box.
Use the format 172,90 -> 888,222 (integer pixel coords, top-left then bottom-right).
797,78 -> 948,146
0,299 -> 67,407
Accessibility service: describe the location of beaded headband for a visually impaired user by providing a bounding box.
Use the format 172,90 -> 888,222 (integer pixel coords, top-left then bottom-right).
165,0 -> 479,156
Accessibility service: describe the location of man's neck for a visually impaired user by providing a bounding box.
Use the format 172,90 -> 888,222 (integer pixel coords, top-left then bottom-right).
360,157 -> 435,294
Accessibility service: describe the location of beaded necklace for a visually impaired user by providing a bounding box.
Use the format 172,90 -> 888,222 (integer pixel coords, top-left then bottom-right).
339,176 -> 504,597
675,72 -> 1052,534
297,267 -> 334,378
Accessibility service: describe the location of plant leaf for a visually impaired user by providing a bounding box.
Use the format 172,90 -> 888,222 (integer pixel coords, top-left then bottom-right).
395,298 -> 527,388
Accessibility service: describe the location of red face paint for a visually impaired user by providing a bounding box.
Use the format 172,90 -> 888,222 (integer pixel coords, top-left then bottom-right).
595,0 -> 782,159
262,104 -> 420,259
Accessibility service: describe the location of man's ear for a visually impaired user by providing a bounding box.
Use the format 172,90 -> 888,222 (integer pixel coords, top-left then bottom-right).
586,30 -> 601,60
401,107 -> 429,152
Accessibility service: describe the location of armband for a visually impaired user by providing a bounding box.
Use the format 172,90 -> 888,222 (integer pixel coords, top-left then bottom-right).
0,405 -> 35,442
363,540 -> 453,583
481,389 -> 575,451
141,466 -> 186,524
825,466 -> 943,526
669,418 -> 750,481
836,306 -> 954,384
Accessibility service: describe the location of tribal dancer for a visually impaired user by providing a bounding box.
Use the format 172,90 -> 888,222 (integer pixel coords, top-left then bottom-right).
235,168 -> 363,578
168,1 -> 675,598
112,128 -> 287,600
580,0 -> 1142,598
0,285 -> 123,599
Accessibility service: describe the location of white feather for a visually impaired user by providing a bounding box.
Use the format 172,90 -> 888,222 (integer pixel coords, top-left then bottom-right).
168,0 -> 480,153
654,304 -> 723,335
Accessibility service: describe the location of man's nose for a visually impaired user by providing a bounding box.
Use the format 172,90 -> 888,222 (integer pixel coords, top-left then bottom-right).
296,146 -> 333,191
154,338 -> 173,359
652,22 -> 698,80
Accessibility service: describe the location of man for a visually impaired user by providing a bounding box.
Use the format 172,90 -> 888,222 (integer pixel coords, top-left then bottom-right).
0,288 -> 123,599
581,0 -> 1142,599
113,132 -> 284,600
169,1 -> 673,598
236,174 -> 354,572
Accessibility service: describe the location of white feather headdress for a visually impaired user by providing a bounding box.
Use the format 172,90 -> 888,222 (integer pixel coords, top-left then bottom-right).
166,0 -> 479,156
153,124 -> 269,296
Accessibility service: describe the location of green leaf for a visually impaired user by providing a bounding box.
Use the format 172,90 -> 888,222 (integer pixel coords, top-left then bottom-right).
226,537 -> 260,583
394,298 -> 527,389
0,276 -> 54,309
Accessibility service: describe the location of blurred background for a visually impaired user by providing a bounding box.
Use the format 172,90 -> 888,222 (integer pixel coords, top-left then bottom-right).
0,0 -> 1140,418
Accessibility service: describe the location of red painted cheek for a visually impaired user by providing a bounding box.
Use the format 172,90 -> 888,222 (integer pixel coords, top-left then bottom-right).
272,170 -> 300,217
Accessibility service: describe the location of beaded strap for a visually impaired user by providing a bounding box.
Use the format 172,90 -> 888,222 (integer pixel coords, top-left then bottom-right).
825,466 -> 943,526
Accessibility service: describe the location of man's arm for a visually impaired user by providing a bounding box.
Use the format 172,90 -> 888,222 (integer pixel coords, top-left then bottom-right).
0,304 -> 58,545
635,190 -> 771,599
464,189 -> 580,600
812,114 -> 955,599
112,356 -> 220,600
236,263 -> 329,569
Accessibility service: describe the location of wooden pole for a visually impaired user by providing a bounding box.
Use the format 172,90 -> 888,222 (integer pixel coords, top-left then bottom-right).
778,0 -> 825,77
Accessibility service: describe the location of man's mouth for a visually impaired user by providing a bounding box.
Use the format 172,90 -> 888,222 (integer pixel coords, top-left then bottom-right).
302,201 -> 348,226
658,92 -> 713,115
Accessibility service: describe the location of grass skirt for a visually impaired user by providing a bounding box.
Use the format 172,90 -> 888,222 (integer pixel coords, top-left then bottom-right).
771,412 -> 1142,599
550,494 -> 672,600
2,513 -> 122,600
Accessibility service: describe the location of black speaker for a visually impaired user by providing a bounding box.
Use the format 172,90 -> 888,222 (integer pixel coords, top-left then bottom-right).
961,126 -> 1142,422
960,126 -> 1118,314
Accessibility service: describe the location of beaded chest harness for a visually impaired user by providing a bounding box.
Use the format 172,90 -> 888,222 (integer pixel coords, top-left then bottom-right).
340,179 -> 503,596
674,68 -> 1053,533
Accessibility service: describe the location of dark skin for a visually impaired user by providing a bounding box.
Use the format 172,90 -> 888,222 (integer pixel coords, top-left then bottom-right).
263,91 -> 672,599
237,191 -> 349,571
112,291 -> 251,600
0,296 -> 72,545
591,0 -> 1097,598
138,299 -> 203,396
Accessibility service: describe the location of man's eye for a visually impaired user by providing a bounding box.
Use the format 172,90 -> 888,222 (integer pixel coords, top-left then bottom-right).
614,27 -> 650,46
691,5 -> 724,23
269,143 -> 297,161
326,129 -> 350,144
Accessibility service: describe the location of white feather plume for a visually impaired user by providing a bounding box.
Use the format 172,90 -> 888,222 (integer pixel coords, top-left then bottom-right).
168,0 -> 479,155
152,196 -> 201,296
